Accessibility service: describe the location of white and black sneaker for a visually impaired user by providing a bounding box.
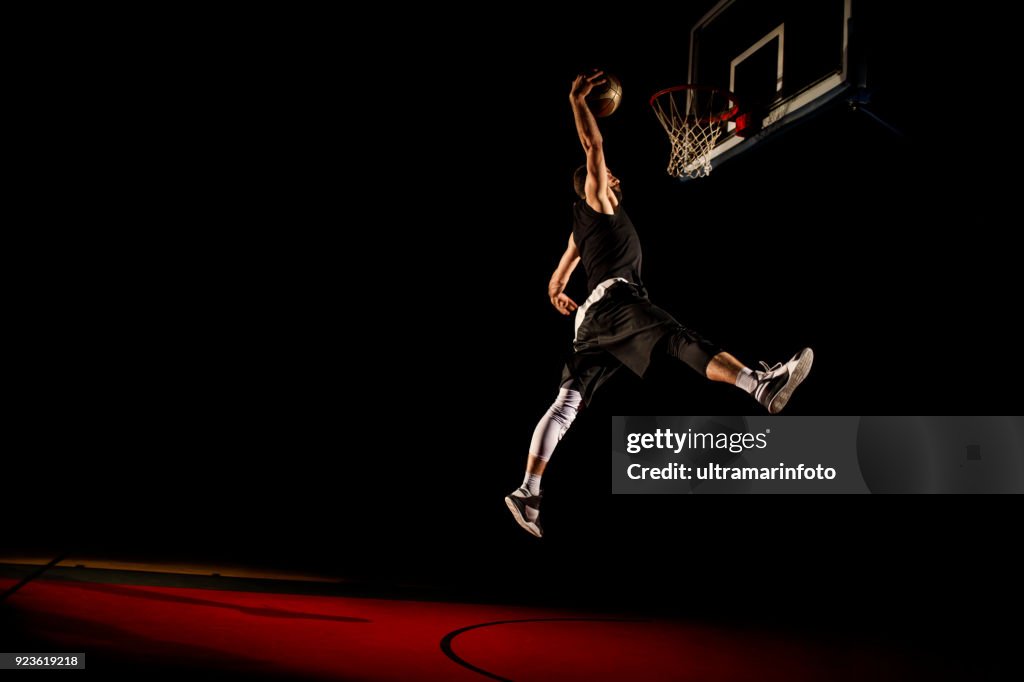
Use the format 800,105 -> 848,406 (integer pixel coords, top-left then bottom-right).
754,348 -> 814,414
505,487 -> 543,538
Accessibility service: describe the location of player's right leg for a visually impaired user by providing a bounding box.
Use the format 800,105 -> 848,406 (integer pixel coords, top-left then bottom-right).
663,325 -> 813,414
705,348 -> 814,414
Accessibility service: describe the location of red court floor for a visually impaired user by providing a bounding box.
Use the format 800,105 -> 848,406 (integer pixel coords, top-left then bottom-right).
0,575 -> 947,681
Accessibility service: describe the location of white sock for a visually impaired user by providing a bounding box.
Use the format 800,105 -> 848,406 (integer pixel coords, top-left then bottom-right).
735,367 -> 757,394
522,473 -> 542,495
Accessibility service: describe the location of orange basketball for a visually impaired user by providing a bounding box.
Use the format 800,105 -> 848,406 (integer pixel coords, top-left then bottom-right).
586,73 -> 623,117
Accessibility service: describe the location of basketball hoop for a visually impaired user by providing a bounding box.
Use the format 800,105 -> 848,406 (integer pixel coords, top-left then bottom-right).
650,85 -> 739,179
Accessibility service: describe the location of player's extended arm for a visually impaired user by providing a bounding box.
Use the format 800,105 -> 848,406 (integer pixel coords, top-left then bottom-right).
569,72 -> 614,215
548,233 -> 581,316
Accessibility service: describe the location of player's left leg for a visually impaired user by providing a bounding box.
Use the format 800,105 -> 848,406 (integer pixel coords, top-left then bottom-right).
505,382 -> 583,538
523,385 -> 582,493
506,354 -> 621,538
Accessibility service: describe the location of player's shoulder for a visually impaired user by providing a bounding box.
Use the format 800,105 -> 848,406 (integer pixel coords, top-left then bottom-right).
574,198 -> 597,216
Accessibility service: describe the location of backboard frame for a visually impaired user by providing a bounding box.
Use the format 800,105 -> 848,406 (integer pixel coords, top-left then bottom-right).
686,0 -> 855,173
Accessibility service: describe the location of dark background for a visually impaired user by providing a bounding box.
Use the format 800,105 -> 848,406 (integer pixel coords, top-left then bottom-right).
6,2 -> 1020,674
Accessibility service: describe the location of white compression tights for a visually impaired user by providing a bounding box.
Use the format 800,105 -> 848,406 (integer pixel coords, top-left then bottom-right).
528,387 -> 583,461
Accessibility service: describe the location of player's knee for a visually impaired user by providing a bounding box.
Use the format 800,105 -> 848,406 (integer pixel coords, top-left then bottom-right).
550,388 -> 583,428
666,326 -> 720,376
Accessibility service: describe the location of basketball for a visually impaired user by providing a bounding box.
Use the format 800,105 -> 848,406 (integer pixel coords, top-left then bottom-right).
586,73 -> 622,117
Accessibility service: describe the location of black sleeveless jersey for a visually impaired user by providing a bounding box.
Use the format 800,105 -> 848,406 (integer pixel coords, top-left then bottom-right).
572,199 -> 643,294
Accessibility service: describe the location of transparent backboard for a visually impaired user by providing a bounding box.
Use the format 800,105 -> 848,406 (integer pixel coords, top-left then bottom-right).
688,0 -> 856,169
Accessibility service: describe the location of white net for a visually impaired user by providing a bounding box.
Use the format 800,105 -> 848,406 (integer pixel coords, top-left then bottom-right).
651,87 -> 736,179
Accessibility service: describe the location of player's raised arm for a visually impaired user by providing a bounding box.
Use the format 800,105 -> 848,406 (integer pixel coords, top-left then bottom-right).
548,233 -> 580,316
569,72 -> 614,214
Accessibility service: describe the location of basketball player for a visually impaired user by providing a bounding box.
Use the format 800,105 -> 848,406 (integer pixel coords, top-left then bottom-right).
506,71 -> 814,537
